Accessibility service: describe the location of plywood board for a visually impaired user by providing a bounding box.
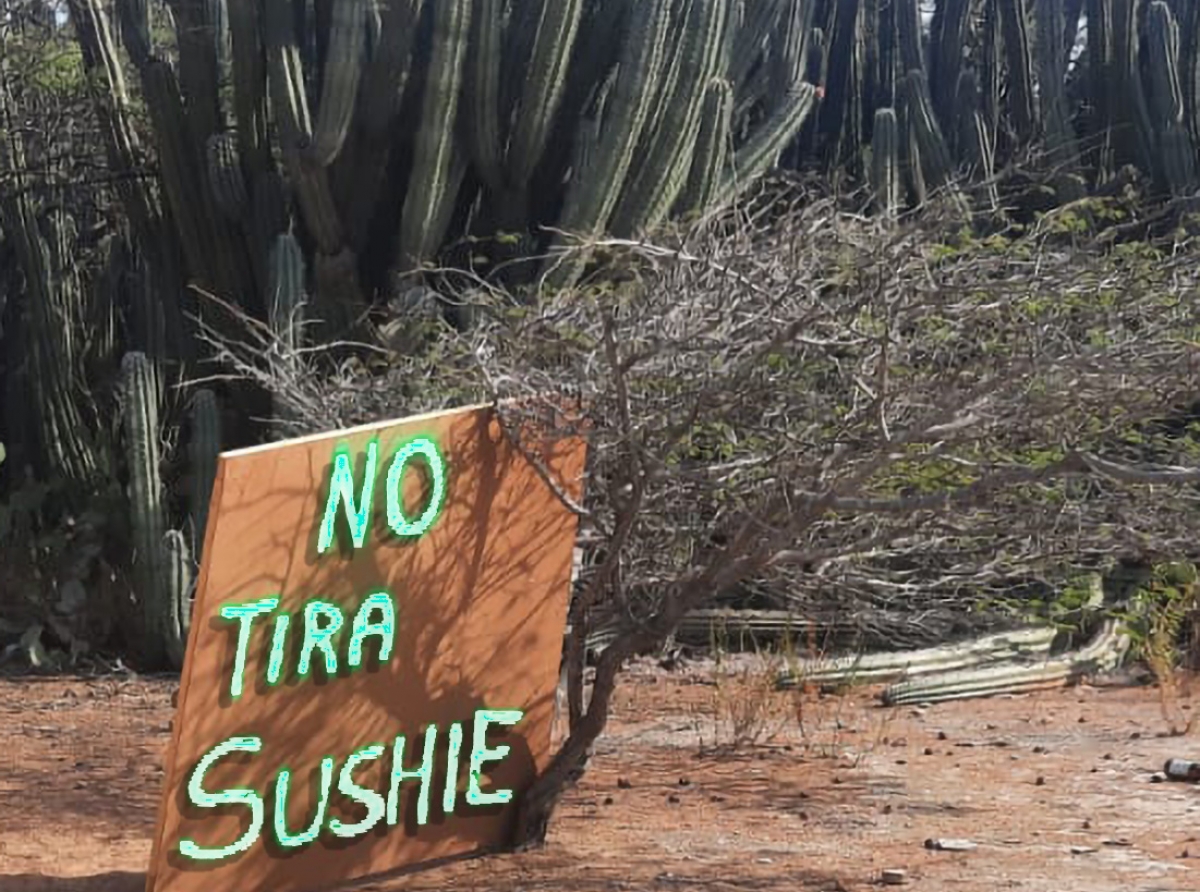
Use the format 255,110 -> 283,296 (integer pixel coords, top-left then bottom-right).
146,403 -> 586,892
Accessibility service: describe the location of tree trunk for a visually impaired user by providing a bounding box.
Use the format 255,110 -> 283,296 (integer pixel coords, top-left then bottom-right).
510,635 -> 629,848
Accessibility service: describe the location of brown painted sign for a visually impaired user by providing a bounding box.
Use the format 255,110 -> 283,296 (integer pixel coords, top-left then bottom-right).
146,404 -> 586,892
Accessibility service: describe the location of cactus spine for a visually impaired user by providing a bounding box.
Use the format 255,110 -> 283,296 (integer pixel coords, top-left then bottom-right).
398,0 -> 472,270
205,131 -> 249,219
307,0 -> 368,167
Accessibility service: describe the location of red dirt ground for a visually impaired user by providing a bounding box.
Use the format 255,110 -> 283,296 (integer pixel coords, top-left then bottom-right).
1,658 -> 1198,892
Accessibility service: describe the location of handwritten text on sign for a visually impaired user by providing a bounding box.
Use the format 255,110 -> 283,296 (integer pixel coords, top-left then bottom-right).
179,436 -> 525,861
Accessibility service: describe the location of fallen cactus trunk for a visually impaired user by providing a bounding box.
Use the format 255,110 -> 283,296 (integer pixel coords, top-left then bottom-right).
879,617 -> 1131,706
775,625 -> 1058,689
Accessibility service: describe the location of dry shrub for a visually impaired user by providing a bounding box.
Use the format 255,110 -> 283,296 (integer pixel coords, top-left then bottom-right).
196,195 -> 1200,844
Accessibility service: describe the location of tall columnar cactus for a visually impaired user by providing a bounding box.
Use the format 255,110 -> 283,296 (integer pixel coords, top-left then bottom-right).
610,0 -> 730,236
819,0 -> 865,171
122,351 -> 208,669
955,70 -> 1000,211
675,77 -> 735,218
718,83 -> 818,204
0,193 -> 104,490
226,0 -> 271,178
83,0 -> 1200,315
140,59 -> 220,295
263,0 -> 344,257
162,529 -> 195,668
188,389 -> 222,557
121,351 -> 172,668
731,0 -> 785,92
542,0 -> 674,289
306,0 -> 368,167
895,0 -> 924,76
1182,0 -> 1200,153
118,0 -> 151,66
1090,0 -> 1153,173
398,0 -> 472,270
205,131 -> 249,219
1033,0 -> 1085,199
1141,1 -> 1197,196
998,0 -> 1038,145
870,106 -> 900,219
900,70 -> 970,217
268,232 -> 308,431
980,0 -> 1003,146
268,232 -> 308,354
71,0 -> 842,317
464,0 -> 508,195
929,0 -> 970,137
503,0 -> 586,192
1082,0 -> 1115,176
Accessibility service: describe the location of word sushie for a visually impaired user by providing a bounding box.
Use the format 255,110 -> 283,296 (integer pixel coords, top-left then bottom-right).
179,701 -> 523,861
176,434 -> 526,863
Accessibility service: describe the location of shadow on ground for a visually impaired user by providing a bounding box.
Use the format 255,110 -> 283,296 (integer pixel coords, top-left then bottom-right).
0,873 -> 144,892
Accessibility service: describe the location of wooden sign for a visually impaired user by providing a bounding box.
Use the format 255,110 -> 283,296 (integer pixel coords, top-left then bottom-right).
146,404 -> 586,892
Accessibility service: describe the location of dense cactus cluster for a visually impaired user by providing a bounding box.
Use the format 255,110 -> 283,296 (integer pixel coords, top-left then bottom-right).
6,0 -> 1200,668
62,0 -> 824,319
56,0 -> 1200,333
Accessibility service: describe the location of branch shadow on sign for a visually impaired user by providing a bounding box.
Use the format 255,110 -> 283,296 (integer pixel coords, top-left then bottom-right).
152,406 -> 584,892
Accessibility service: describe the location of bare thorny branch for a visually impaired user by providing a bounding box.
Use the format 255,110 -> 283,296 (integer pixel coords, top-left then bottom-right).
210,196 -> 1200,642
199,194 -> 1200,831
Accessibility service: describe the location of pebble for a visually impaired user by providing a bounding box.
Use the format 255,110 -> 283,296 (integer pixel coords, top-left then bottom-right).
925,838 -> 976,852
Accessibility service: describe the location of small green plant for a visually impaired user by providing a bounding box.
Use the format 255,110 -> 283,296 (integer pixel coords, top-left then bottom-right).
1123,562 -> 1198,736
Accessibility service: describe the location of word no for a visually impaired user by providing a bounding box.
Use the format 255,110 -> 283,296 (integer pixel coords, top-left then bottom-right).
318,436 -> 447,553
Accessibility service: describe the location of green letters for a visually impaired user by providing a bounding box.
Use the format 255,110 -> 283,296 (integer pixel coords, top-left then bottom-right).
178,736 -> 265,861
386,724 -> 438,827
467,709 -> 524,806
297,601 -> 344,678
386,437 -> 447,538
347,591 -> 396,669
273,757 -> 335,849
317,439 -> 379,554
220,599 -> 279,700
328,744 -> 388,839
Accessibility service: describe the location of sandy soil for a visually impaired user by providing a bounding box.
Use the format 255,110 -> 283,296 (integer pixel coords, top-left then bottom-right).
0,659 -> 1198,892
